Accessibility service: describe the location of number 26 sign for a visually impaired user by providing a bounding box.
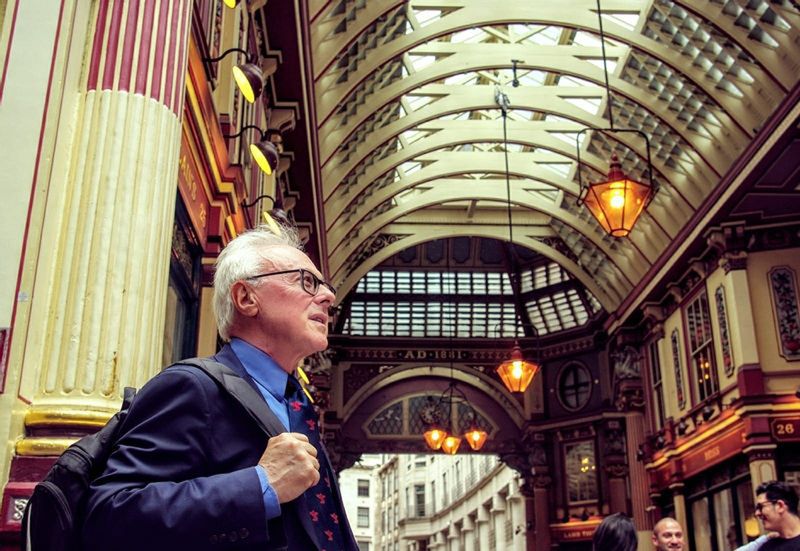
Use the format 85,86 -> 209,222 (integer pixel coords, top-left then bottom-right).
772,418 -> 800,441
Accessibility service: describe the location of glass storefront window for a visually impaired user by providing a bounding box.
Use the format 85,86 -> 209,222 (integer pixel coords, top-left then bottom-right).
564,441 -> 598,505
736,480 -> 759,544
692,497 -> 712,551
714,488 -> 736,551
687,460 -> 754,551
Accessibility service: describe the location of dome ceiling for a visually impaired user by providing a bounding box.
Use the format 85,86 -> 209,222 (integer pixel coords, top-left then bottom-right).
301,0 -> 799,312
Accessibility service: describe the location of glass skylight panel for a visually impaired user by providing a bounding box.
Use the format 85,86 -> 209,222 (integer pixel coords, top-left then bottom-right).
399,161 -> 422,176
518,71 -> 548,86
550,132 -> 582,147
472,273 -> 487,294
405,95 -> 435,111
512,109 -> 537,121
412,9 -> 441,28
408,55 -> 437,71
545,114 -> 576,124
457,272 -> 472,294
401,129 -> 429,144
531,265 -> 547,288
572,31 -> 602,47
602,12 -> 640,31
564,97 -> 602,115
450,28 -> 485,43
443,72 -> 480,86
487,273 -> 504,293
524,25 -> 561,46
542,163 -> 572,177
585,58 -> 617,72
557,75 -> 600,88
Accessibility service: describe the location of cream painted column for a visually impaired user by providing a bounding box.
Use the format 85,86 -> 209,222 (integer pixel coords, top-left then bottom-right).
720,255 -> 760,370
17,0 -> 193,453
507,488 -> 526,551
462,515 -> 476,551
746,448 -> 778,494
446,523 -> 458,551
491,494 -> 506,550
671,485 -> 688,534
477,503 -> 491,550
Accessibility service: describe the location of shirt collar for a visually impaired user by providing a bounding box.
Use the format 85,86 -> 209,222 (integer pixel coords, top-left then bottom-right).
230,338 -> 289,401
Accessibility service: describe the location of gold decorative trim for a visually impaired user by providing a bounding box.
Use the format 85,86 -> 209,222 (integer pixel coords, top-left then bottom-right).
25,406 -> 113,429
16,438 -> 77,456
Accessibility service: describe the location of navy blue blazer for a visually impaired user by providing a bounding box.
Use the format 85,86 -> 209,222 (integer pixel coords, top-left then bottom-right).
82,344 -> 358,550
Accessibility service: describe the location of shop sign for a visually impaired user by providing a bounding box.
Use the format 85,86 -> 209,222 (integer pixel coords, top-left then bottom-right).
177,137 -> 211,247
551,520 -> 601,542
771,418 -> 800,442
682,427 -> 745,478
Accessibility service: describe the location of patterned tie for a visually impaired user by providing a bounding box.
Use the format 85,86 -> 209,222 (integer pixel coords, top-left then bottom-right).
285,376 -> 347,551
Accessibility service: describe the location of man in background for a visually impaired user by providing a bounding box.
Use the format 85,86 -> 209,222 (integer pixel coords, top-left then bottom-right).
755,481 -> 800,550
651,517 -> 685,551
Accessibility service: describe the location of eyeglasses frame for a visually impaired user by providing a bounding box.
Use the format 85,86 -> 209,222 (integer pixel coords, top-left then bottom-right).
246,268 -> 336,297
755,500 -> 779,514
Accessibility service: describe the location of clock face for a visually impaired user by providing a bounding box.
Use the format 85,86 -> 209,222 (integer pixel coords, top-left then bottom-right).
419,399 -> 443,425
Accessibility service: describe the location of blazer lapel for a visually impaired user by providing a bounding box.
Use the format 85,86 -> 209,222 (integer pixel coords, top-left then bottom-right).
210,346 -> 287,437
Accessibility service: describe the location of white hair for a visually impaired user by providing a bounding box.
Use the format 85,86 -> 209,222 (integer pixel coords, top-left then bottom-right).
213,224 -> 303,341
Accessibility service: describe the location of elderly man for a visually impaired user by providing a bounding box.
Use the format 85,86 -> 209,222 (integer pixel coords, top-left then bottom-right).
84,226 -> 358,550
651,517 -> 685,551
754,481 -> 800,550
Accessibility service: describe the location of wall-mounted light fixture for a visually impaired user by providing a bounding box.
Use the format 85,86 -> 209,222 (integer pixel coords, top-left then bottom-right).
204,48 -> 263,104
225,125 -> 279,176
223,0 -> 239,7
241,193 -> 288,233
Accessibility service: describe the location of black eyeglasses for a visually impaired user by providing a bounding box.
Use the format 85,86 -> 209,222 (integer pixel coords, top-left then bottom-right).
246,268 -> 336,297
755,500 -> 778,513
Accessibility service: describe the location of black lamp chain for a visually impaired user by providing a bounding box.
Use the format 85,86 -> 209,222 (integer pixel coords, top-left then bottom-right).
445,241 -> 456,430
596,0 -> 614,130
501,108 -> 525,336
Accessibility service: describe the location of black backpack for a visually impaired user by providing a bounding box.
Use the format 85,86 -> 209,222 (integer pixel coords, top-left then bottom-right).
19,387 -> 137,551
19,358 -> 281,550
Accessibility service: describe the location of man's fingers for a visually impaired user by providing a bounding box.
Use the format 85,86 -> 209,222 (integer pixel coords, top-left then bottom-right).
304,442 -> 318,457
287,432 -> 309,443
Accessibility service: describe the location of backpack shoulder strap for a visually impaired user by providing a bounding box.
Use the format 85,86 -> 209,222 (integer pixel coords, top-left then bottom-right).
174,358 -> 284,438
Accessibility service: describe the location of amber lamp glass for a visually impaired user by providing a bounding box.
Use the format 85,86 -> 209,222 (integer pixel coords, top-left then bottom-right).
581,154 -> 652,237
496,342 -> 539,393
464,428 -> 488,451
441,435 -> 462,455
424,427 -> 446,451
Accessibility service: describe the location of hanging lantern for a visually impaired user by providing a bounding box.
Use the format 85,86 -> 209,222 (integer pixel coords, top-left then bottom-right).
423,426 -> 446,451
496,342 -> 540,393
580,154 -> 653,237
441,435 -> 462,455
464,427 -> 488,451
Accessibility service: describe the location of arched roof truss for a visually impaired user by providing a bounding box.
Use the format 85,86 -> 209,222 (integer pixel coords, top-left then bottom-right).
306,0 -> 800,312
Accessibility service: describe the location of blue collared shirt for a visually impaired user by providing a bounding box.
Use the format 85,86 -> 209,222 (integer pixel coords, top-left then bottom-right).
230,338 -> 290,521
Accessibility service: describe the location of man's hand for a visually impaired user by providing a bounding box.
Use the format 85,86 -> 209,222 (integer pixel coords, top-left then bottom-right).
258,433 -> 320,503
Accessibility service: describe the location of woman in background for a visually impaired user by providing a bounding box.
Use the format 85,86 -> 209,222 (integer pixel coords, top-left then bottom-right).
592,513 -> 637,551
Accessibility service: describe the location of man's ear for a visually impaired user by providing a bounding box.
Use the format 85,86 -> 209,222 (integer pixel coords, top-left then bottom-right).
231,281 -> 259,318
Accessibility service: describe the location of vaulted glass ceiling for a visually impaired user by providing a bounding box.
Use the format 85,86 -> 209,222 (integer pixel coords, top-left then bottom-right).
306,0 -> 800,313
338,238 -> 603,338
